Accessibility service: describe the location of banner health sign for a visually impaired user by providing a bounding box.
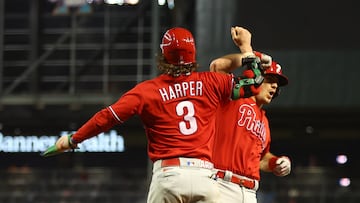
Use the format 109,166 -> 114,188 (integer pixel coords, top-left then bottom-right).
0,130 -> 125,153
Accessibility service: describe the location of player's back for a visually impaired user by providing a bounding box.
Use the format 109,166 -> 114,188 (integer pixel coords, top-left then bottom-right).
137,71 -> 233,161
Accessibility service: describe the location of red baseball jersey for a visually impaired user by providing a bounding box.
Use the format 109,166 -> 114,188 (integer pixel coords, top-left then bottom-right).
72,72 -> 234,162
212,98 -> 271,180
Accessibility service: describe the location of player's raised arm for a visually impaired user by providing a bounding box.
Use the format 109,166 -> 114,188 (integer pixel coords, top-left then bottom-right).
210,26 -> 254,73
208,26 -> 264,98
232,26 -> 272,68
210,26 -> 272,74
231,26 -> 253,53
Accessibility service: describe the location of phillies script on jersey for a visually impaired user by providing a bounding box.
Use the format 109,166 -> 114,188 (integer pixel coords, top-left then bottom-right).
158,81 -> 203,102
237,103 -> 266,149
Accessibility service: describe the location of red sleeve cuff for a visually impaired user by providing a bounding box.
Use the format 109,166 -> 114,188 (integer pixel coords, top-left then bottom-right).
268,156 -> 279,171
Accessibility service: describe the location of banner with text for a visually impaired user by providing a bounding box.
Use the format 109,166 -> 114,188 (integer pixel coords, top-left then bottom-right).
0,130 -> 125,153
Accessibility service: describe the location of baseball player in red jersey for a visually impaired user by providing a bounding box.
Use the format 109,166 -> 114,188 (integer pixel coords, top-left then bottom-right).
42,27 -> 264,203
209,26 -> 291,203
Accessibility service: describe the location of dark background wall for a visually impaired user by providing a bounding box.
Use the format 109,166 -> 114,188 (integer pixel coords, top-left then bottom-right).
194,0 -> 360,108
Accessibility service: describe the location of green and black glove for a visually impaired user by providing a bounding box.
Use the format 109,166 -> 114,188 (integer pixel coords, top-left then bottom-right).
232,56 -> 264,99
40,134 -> 78,157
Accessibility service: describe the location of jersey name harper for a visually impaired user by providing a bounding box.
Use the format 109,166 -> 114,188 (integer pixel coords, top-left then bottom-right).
159,81 -> 203,102
237,103 -> 266,149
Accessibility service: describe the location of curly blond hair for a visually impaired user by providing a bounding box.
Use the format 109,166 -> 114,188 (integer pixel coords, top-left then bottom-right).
157,54 -> 199,77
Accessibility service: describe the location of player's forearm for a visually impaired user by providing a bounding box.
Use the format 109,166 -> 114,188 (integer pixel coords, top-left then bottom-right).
260,152 -> 275,172
209,26 -> 255,73
209,54 -> 240,73
209,52 -> 255,73
239,44 -> 252,53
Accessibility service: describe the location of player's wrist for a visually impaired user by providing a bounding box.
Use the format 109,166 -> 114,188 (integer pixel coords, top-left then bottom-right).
268,156 -> 279,171
241,52 -> 255,59
239,45 -> 253,53
68,134 -> 78,149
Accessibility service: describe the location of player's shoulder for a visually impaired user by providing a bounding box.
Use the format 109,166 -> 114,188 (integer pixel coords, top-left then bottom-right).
230,98 -> 256,108
128,78 -> 157,92
195,71 -> 232,80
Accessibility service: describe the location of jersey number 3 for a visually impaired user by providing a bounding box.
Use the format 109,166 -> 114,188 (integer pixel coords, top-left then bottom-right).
176,101 -> 198,135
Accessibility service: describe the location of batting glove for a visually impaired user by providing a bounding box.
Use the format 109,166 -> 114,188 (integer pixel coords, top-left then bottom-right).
254,51 -> 272,68
41,134 -> 78,157
232,55 -> 264,99
269,156 -> 291,177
